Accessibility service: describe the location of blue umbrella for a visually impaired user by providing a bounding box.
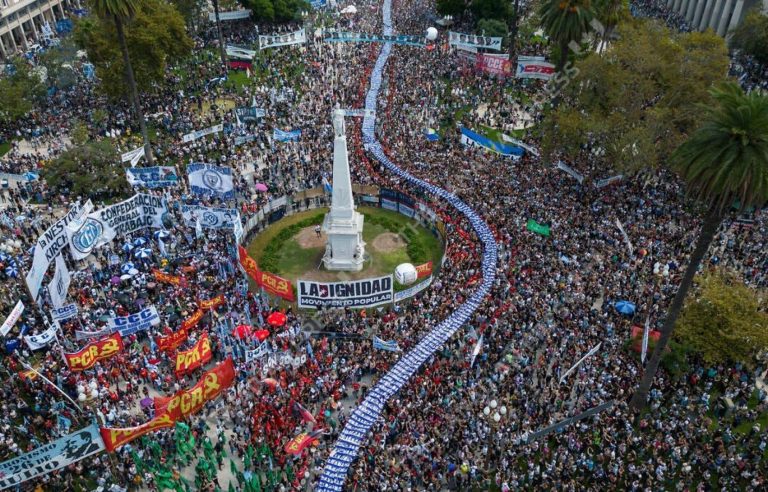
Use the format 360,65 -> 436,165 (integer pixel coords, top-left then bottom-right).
134,248 -> 152,259
121,243 -> 134,252
153,230 -> 171,241
615,300 -> 636,315
0,252 -> 8,261
121,262 -> 135,274
133,237 -> 148,246
5,266 -> 18,278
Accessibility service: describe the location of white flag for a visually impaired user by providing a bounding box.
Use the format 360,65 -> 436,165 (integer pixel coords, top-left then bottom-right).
470,335 -> 483,367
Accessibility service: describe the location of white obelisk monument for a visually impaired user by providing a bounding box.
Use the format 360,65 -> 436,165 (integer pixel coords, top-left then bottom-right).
322,107 -> 366,271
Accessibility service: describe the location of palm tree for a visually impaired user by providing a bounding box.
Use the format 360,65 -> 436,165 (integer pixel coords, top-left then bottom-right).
212,0 -> 227,67
538,0 -> 595,72
630,82 -> 768,411
92,0 -> 154,165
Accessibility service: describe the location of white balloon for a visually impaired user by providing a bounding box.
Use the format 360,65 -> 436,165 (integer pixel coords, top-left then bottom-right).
90,389 -> 99,399
78,393 -> 87,402
493,412 -> 501,422
426,27 -> 438,41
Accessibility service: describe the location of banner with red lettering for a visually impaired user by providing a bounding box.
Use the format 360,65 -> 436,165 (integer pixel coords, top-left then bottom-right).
198,295 -> 225,311
157,328 -> 188,352
238,245 -> 295,301
100,358 -> 235,451
175,333 -> 212,375
152,269 -> 187,287
64,333 -> 124,372
284,429 -> 323,456
415,261 -> 433,279
476,53 -> 512,77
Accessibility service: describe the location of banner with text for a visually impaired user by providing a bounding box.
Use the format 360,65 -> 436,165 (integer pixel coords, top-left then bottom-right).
24,325 -> 58,350
323,31 -> 425,47
187,163 -> 235,200
75,307 -> 160,341
157,328 -> 188,352
259,28 -> 306,49
476,53 -> 512,77
1,301 -> 24,336
182,123 -> 223,143
460,127 -> 524,158
50,303 -> 78,322
516,56 -> 555,80
175,333 -> 212,375
209,9 -> 251,21
66,194 -> 166,260
126,167 -> 179,188
448,31 -> 502,51
64,333 -> 123,372
298,276 -> 393,309
181,204 -> 238,229
100,358 -> 235,451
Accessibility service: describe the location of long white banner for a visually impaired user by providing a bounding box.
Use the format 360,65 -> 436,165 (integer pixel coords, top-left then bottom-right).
448,31 -> 502,51
210,9 -> 251,21
75,306 -> 160,341
298,276 -> 393,309
182,123 -> 223,143
120,146 -> 145,167
66,194 -> 167,260
48,255 -> 71,309
0,301 -> 24,336
180,204 -> 239,229
26,201 -> 89,300
259,28 -> 306,49
0,424 -> 105,489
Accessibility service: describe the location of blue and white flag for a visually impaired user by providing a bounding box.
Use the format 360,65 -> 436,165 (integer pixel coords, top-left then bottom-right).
187,163 -> 235,199
322,175 -> 333,194
470,335 -> 483,367
459,127 -> 524,158
273,128 -> 301,142
424,128 -> 440,142
372,336 -> 400,352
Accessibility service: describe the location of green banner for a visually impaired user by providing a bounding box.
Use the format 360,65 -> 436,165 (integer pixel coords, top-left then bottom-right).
526,219 -> 550,236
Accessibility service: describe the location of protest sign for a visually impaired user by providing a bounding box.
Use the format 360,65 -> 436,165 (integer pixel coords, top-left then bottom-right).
298,276 -> 393,309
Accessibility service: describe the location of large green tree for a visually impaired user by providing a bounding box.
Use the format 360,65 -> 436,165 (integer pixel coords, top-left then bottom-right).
538,0 -> 595,71
591,0 -> 627,52
436,0 -> 465,17
630,82 -> 768,411
540,21 -> 729,172
0,58 -> 46,124
44,139 -> 131,199
729,8 -> 768,66
240,0 -> 307,22
675,271 -> 768,366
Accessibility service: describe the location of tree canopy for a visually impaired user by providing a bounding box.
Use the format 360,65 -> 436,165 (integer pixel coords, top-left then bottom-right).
240,0 -> 309,23
675,271 -> 768,366
74,0 -> 192,99
730,8 -> 768,66
43,138 -> 131,200
540,20 -> 729,173
0,58 -> 46,124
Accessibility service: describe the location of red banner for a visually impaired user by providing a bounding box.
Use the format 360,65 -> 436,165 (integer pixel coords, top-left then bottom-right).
157,328 -> 188,352
153,269 -> 187,287
285,430 -> 322,456
475,53 -> 512,77
100,358 -> 235,451
415,261 -> 433,279
64,333 -> 124,372
238,245 -> 295,301
180,309 -> 205,331
175,333 -> 212,375
198,295 -> 225,311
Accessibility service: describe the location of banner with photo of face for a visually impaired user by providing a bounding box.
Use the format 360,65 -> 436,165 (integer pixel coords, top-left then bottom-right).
298,276 -> 393,309
259,28 -> 306,49
126,167 -> 179,188
448,31 -> 502,51
187,164 -> 235,200
181,204 -> 238,229
66,194 -> 167,260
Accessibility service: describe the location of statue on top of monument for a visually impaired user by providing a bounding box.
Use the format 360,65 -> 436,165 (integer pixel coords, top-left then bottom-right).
333,104 -> 345,138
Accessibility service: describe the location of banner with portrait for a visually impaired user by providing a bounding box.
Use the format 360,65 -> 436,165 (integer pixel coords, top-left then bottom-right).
100,358 -> 235,451
448,31 -> 502,51
259,28 -> 306,49
187,163 -> 235,200
181,204 -> 238,229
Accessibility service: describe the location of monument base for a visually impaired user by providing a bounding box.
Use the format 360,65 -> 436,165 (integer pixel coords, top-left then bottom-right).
322,212 -> 366,272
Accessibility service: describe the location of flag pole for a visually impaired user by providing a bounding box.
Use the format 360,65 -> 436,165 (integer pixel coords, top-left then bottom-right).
17,359 -> 85,414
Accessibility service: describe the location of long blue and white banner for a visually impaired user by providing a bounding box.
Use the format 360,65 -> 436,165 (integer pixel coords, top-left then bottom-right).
372,336 -> 400,352
126,166 -> 179,188
273,128 -> 301,142
324,31 -> 425,47
188,163 -> 235,199
393,275 -> 432,302
318,0 -> 497,488
0,424 -> 105,489
182,123 -> 223,143
459,127 -> 524,158
209,9 -> 251,21
181,204 -> 239,229
235,107 -> 266,122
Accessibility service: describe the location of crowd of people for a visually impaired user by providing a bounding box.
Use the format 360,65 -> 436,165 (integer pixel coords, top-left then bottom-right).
0,0 -> 766,490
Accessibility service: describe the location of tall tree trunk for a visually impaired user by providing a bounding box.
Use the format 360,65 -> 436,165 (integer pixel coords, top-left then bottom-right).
508,0 -> 520,61
212,0 -> 227,68
629,205 -> 724,411
115,15 -> 154,165
556,41 -> 569,73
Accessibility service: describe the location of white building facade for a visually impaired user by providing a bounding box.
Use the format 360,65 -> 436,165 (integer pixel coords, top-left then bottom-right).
666,0 -> 767,36
0,0 -> 75,59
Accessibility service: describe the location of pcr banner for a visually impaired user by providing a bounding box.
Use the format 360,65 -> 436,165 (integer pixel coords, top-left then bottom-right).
187,163 -> 235,200
157,328 -> 188,352
175,333 -> 212,375
126,166 -> 179,188
298,276 -> 393,309
66,194 -> 166,260
448,31 -> 502,51
259,28 -> 306,49
181,204 -> 239,229
180,309 -> 205,331
152,269 -> 187,287
198,295 -> 225,311
64,333 -> 123,371
238,246 -> 295,301
100,358 -> 235,451
0,424 -> 105,489
415,261 -> 433,278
